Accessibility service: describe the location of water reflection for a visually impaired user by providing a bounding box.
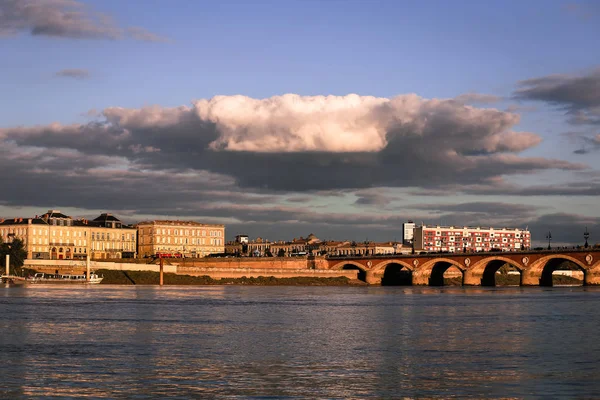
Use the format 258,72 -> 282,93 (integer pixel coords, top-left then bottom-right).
1,285 -> 599,398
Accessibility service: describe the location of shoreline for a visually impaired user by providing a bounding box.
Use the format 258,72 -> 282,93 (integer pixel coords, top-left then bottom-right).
96,269 -> 367,286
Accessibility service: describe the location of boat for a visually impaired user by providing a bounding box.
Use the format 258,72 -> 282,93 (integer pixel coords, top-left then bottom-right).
26,272 -> 104,284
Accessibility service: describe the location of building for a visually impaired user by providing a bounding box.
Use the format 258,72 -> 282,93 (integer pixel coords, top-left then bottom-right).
235,234 -> 249,244
135,220 -> 225,258
413,225 -> 531,253
0,210 -> 137,260
403,221 -> 416,245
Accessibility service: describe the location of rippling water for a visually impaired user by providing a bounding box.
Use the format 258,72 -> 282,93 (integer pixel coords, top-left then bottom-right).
1,285 -> 600,399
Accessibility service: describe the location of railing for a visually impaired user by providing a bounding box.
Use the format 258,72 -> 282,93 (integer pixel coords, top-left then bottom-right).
325,247 -> 598,259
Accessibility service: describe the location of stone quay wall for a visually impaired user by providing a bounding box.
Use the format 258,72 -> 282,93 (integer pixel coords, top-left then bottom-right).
24,259 -> 178,274
177,266 -> 358,280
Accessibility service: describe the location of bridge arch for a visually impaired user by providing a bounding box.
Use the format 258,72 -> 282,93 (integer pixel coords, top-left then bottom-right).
414,257 -> 465,286
330,261 -> 368,282
468,256 -> 523,287
526,254 -> 587,286
372,260 -> 414,286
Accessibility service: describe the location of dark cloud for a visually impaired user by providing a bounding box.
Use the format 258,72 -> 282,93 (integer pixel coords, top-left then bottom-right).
514,68 -> 600,126
454,92 -> 502,105
0,0 -> 167,41
55,68 -> 90,79
407,202 -> 541,217
562,131 -> 600,154
505,104 -> 537,113
353,190 -> 398,207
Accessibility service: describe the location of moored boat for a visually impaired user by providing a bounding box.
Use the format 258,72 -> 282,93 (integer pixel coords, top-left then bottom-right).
26,272 -> 103,284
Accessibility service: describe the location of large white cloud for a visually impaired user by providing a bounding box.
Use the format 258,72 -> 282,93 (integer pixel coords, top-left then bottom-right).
192,93 -> 538,154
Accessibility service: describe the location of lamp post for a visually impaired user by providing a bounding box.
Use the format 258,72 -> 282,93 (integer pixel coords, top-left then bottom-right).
364,240 -> 370,256
546,231 -> 552,250
584,227 -> 590,249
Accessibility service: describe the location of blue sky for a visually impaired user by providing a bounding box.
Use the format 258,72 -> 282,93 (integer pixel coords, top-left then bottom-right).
1,0 -> 599,246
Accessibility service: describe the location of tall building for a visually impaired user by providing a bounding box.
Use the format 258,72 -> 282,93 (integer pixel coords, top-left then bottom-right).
136,220 -> 225,258
413,225 -> 531,253
402,221 -> 416,245
0,210 -> 137,260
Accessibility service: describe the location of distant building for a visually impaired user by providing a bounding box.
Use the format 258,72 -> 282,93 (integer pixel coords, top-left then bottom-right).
413,225 -> 531,253
135,220 -> 225,258
402,221 -> 416,245
235,234 -> 249,244
0,210 -> 137,260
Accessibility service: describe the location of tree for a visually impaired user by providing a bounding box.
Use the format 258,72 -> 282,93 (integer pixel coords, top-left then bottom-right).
0,237 -> 27,274
277,248 -> 286,257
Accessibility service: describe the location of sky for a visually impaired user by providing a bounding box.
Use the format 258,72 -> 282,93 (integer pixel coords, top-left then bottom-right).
1,0 -> 599,246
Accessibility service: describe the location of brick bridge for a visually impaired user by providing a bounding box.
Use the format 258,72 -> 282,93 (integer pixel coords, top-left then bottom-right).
325,249 -> 600,286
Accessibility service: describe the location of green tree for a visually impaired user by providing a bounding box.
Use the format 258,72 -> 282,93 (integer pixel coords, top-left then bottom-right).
0,237 -> 27,274
277,248 -> 286,257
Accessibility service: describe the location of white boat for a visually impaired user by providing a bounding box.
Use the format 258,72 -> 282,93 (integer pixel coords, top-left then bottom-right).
26,272 -> 104,284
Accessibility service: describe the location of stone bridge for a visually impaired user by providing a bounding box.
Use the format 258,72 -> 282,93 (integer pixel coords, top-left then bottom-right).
326,249 -> 600,286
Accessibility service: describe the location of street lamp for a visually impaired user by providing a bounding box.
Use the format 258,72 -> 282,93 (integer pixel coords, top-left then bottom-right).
546,231 -> 552,250
584,227 -> 590,249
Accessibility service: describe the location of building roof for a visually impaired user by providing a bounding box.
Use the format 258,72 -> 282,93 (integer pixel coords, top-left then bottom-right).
41,210 -> 71,219
93,213 -> 122,223
0,217 -> 48,226
136,220 -> 225,228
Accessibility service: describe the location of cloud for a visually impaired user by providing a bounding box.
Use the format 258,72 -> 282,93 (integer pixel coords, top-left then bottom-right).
562,131 -> 600,154
126,26 -> 169,43
505,104 -> 537,113
454,92 -> 502,105
514,68 -> 600,125
353,190 -> 397,207
0,94 -> 584,197
0,0 -> 166,41
55,68 -> 90,79
195,93 -> 538,154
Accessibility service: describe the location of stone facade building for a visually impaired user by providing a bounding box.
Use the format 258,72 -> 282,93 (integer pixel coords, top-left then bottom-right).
136,220 -> 225,258
0,210 -> 137,260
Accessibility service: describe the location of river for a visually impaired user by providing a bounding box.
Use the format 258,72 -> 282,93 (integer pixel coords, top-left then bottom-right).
1,285 -> 600,399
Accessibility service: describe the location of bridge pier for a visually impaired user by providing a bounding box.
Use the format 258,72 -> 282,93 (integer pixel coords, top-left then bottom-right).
584,268 -> 600,285
463,270 -> 482,286
411,270 -> 429,286
365,270 -> 382,285
520,268 -> 540,286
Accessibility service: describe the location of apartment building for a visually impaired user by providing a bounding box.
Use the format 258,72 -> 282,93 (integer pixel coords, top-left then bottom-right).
136,220 -> 225,258
413,224 -> 531,253
0,210 -> 137,260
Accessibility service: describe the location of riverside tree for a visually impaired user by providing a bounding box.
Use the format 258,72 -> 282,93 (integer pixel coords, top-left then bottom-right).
0,237 -> 27,273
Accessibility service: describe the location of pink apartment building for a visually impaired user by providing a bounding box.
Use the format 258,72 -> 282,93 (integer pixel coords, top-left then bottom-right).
413,225 -> 531,253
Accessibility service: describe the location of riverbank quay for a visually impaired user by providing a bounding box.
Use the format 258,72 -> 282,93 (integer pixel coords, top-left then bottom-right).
22,258 -> 359,285
95,269 -> 363,285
